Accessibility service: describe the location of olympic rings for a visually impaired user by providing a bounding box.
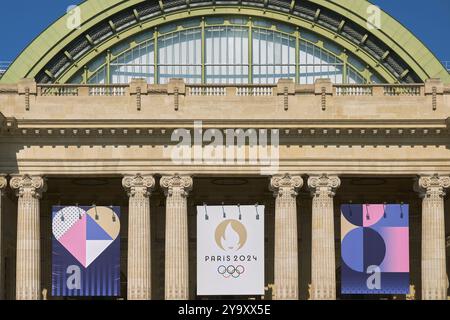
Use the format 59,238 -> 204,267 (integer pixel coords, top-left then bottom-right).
217,265 -> 245,278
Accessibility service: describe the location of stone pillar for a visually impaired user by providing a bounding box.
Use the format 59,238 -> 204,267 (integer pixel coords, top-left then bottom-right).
122,174 -> 155,300
417,174 -> 450,300
307,174 -> 340,300
10,175 -> 46,300
0,175 -> 7,300
160,174 -> 193,300
269,174 -> 303,300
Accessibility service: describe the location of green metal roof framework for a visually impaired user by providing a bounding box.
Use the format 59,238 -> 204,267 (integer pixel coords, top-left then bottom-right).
82,17 -> 370,85
1,0 -> 449,84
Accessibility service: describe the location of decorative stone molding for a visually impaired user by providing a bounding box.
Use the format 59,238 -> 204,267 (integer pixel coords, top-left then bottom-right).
307,174 -> 341,197
425,79 -> 443,111
160,174 -> 193,300
168,79 -> 185,111
0,175 -> 7,191
277,79 -> 295,111
10,174 -> 46,300
160,174 -> 193,198
314,79 -> 333,111
129,79 -> 147,111
308,174 -> 340,300
418,174 -> 450,197
269,173 -> 303,197
417,174 -> 450,300
269,174 -> 303,300
10,175 -> 46,199
122,173 -> 155,197
122,174 -> 155,300
18,79 -> 37,112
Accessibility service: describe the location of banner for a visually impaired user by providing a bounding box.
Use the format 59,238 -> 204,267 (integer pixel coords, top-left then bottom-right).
52,206 -> 121,297
341,204 -> 409,294
197,205 -> 264,296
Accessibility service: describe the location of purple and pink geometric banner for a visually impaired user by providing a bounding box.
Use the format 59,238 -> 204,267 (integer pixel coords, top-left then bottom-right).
341,204 -> 409,294
52,206 -> 121,297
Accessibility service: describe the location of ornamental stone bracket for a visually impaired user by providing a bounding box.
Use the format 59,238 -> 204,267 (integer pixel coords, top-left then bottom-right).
276,79 -> 295,111
425,78 -> 444,111
17,79 -> 37,112
167,79 -> 186,111
129,79 -> 148,111
314,79 -> 333,111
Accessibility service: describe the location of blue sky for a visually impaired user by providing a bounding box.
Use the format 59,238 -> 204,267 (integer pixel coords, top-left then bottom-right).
0,0 -> 448,64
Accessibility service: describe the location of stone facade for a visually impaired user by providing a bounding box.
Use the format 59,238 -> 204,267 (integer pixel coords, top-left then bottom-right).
0,79 -> 449,300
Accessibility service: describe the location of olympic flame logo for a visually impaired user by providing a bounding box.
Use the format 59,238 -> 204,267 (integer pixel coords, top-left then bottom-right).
214,219 -> 247,251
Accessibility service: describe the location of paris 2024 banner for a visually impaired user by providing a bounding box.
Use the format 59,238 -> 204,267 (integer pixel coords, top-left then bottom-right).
341,204 -> 409,294
197,205 -> 264,296
52,206 -> 121,297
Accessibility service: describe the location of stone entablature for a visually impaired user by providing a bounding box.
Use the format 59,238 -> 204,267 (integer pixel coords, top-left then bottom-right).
0,78 -> 449,176
0,79 -> 448,125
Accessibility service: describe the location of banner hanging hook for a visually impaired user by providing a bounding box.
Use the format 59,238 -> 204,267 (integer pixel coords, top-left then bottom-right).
222,202 -> 226,218
383,202 -> 387,219
76,203 -> 82,220
110,205 -> 116,222
400,202 -> 404,219
238,204 -> 242,220
94,203 -> 99,220
348,200 -> 353,217
365,204 -> 370,220
255,203 -> 260,220
203,203 -> 208,220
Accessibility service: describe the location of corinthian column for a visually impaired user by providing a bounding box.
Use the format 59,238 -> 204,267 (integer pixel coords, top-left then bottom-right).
417,174 -> 450,300
10,175 -> 46,300
160,174 -> 193,300
307,174 -> 340,300
0,175 -> 7,300
122,174 -> 155,300
269,174 -> 303,300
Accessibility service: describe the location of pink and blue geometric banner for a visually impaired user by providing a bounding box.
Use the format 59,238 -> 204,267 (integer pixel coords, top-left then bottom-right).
341,204 -> 409,294
52,206 -> 121,297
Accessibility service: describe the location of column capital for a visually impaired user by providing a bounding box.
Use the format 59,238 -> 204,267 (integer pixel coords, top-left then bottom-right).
269,174 -> 303,196
122,173 -> 155,197
307,174 -> 341,197
417,174 -> 450,197
10,175 -> 46,199
160,174 -> 193,197
0,175 -> 7,190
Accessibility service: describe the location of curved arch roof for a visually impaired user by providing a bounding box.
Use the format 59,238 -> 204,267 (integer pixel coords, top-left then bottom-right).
1,0 -> 449,84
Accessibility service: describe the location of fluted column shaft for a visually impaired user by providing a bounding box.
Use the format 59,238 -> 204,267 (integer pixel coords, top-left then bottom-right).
270,174 -> 303,300
123,174 -> 155,300
10,175 -> 46,300
161,175 -> 193,300
308,174 -> 340,300
418,175 -> 450,300
0,176 -> 7,300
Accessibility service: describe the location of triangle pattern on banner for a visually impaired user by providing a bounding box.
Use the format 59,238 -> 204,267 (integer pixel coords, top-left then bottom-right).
86,214 -> 113,241
86,240 -> 113,267
58,215 -> 87,267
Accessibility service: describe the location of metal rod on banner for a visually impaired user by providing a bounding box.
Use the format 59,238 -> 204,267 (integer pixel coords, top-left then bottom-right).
203,202 -> 208,220
222,202 -> 226,218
